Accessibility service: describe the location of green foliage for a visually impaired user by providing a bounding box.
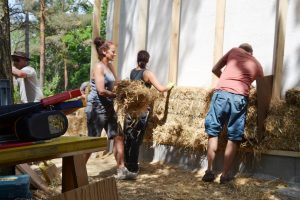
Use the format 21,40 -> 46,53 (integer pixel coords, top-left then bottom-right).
9,0 -> 109,97
43,74 -> 61,97
100,0 -> 108,39
13,86 -> 21,104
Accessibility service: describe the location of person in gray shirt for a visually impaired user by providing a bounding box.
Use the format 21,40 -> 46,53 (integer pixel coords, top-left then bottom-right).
11,51 -> 43,103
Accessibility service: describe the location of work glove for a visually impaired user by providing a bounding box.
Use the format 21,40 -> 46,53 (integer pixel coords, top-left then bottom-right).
166,82 -> 175,91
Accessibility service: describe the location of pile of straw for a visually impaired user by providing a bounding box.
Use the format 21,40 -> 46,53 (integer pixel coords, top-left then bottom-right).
114,80 -> 159,117
285,87 -> 300,106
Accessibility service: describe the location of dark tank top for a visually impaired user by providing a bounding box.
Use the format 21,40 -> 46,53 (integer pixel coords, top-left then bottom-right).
130,69 -> 151,88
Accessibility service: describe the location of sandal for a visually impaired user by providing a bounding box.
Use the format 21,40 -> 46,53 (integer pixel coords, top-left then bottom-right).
220,175 -> 234,184
202,170 -> 216,182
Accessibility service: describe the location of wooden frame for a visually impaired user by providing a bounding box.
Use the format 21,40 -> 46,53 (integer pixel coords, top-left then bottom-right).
90,0 -> 102,77
112,0 -> 122,74
138,0 -> 149,50
272,0 -> 288,101
168,0 -> 182,84
0,136 -> 107,193
211,0 -> 226,88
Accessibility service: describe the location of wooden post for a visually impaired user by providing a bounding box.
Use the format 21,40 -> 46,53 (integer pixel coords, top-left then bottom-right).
62,155 -> 88,193
211,0 -> 226,88
112,0 -> 121,74
256,75 -> 273,141
138,0 -> 149,50
90,0 -> 102,78
272,0 -> 288,101
168,0 -> 181,84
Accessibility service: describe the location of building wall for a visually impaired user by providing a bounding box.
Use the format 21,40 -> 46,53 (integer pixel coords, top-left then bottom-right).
146,0 -> 173,85
178,0 -> 216,87
107,0 -> 300,97
223,0 -> 277,76
282,0 -> 300,96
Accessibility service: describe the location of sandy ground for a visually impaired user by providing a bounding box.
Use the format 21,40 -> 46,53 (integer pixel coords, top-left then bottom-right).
31,151 -> 300,200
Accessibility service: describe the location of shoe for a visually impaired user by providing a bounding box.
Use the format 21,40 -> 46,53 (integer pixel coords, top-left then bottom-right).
115,167 -> 137,180
220,175 -> 234,184
202,170 -> 216,182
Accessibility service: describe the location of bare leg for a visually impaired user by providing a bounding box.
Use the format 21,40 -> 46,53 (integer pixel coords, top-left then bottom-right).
222,140 -> 240,177
113,135 -> 125,168
206,136 -> 218,171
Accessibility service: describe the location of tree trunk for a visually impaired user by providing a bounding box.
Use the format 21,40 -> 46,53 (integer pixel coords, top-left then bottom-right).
39,0 -> 46,88
0,0 -> 13,102
25,10 -> 30,58
64,58 -> 68,90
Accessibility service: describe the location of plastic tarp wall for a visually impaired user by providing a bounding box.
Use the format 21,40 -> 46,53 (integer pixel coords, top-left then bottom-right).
117,0 -> 139,78
178,0 -> 216,87
223,0 -> 277,77
146,0 -> 173,85
107,0 -> 299,95
282,1 -> 300,96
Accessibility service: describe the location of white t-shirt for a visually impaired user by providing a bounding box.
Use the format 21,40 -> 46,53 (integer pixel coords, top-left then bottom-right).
16,66 -> 43,103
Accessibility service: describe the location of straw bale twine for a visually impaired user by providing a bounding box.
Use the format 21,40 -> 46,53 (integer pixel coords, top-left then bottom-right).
285,87 -> 300,106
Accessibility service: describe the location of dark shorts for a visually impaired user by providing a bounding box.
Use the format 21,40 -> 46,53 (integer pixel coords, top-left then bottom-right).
204,90 -> 248,141
85,102 -> 120,140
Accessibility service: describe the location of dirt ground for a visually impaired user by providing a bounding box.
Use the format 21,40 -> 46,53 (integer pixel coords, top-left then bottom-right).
31,151 -> 299,200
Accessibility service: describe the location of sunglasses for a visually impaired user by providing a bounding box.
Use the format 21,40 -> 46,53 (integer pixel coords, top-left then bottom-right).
12,58 -> 20,62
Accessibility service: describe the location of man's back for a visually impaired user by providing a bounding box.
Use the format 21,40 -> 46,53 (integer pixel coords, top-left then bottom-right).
17,66 -> 43,103
216,48 -> 263,96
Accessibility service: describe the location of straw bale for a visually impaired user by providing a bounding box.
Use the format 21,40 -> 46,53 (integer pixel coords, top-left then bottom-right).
65,108 -> 88,136
114,80 -> 159,117
260,101 -> 300,151
285,87 -> 300,106
118,85 -> 300,152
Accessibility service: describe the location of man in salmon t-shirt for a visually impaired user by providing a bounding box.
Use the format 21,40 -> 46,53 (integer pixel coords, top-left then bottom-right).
202,43 -> 264,184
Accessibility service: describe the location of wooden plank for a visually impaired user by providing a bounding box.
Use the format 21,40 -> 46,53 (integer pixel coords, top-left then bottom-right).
168,0 -> 181,84
241,148 -> 300,158
16,164 -> 49,193
263,150 -> 300,158
112,0 -> 122,74
256,75 -> 273,141
0,136 -> 107,166
272,0 -> 288,101
211,0 -> 226,88
138,0 -> 149,50
90,0 -> 102,77
62,155 -> 88,193
52,177 -> 119,200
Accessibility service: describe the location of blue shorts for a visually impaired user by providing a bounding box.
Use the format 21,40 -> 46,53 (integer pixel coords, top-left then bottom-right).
204,90 -> 248,141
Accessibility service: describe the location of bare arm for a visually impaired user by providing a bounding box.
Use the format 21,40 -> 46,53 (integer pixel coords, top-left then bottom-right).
143,70 -> 169,92
94,63 -> 116,98
12,67 -> 27,78
212,49 -> 232,77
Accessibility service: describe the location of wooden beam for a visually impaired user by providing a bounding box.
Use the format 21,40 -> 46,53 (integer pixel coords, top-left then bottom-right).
272,0 -> 288,101
168,0 -> 181,84
90,0 -> 102,78
211,0 -> 226,88
256,75 -> 273,141
138,0 -> 149,50
112,0 -> 121,74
